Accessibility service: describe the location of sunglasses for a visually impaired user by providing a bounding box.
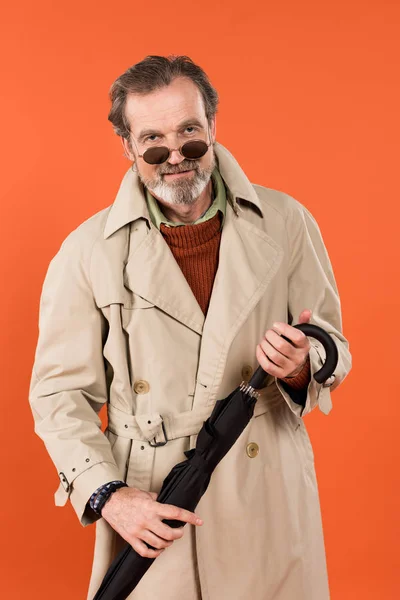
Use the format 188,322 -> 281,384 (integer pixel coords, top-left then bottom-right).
130,128 -> 213,165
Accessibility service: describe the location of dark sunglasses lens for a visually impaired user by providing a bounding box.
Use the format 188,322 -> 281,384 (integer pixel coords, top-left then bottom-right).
143,146 -> 170,165
181,141 -> 209,160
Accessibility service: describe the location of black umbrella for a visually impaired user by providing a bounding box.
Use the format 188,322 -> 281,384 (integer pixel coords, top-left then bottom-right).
93,323 -> 338,600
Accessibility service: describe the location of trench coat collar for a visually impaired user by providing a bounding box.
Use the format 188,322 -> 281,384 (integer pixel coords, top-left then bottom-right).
103,142 -> 263,240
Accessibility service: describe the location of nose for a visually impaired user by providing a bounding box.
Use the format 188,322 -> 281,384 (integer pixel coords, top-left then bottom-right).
167,148 -> 185,165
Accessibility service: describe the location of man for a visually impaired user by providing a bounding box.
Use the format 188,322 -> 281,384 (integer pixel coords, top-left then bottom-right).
29,55 -> 352,600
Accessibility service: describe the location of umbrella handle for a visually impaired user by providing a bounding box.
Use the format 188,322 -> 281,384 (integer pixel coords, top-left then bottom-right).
249,323 -> 339,389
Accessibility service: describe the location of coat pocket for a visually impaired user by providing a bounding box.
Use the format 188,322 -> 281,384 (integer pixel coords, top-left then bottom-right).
297,419 -> 315,465
282,407 -> 315,468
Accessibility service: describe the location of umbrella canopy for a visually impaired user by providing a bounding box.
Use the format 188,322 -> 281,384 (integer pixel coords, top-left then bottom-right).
93,323 -> 337,600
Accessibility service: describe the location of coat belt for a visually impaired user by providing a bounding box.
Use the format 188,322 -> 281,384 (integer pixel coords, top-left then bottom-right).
107,393 -> 275,446
107,403 -> 216,445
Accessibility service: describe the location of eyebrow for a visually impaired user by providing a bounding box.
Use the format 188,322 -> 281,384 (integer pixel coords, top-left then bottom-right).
137,118 -> 205,143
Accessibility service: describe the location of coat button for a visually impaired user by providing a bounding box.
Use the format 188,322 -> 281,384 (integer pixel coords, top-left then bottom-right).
241,365 -> 254,381
134,380 -> 150,394
246,442 -> 259,458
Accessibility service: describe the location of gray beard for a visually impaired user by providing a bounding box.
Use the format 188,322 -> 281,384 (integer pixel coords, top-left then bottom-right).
139,154 -> 216,206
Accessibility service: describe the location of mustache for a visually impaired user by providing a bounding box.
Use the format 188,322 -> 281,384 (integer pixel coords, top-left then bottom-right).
158,161 -> 199,175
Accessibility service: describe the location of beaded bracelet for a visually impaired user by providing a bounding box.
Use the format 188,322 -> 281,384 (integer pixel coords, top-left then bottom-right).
92,481 -> 128,515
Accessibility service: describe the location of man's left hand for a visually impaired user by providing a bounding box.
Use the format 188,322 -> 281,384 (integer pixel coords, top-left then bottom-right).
255,309 -> 312,379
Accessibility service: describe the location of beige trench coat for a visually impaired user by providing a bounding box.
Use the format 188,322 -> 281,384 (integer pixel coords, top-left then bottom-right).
29,142 -> 352,600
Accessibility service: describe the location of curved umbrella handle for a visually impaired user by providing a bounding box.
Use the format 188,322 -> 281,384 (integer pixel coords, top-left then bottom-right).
249,323 -> 339,389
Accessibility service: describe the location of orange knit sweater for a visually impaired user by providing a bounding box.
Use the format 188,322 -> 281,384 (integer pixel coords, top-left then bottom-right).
160,211 -> 223,316
160,211 -> 310,389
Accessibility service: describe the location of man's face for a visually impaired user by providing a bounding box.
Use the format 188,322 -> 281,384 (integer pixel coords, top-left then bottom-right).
122,77 -> 216,206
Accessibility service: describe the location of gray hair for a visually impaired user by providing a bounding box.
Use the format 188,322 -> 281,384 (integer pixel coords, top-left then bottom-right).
108,55 -> 219,141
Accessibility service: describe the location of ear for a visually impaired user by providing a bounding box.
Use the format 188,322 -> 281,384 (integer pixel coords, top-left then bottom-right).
210,117 -> 217,143
121,137 -> 135,162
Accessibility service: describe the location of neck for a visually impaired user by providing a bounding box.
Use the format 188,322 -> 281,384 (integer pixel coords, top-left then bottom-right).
149,180 -> 213,224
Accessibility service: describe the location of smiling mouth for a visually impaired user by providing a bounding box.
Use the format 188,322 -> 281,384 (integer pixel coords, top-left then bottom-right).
163,170 -> 195,178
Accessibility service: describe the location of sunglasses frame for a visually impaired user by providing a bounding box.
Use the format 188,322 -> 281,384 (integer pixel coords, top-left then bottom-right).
129,125 -> 213,165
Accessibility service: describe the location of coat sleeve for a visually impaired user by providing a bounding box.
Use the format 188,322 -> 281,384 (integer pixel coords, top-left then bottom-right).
274,198 -> 352,418
28,230 -> 124,526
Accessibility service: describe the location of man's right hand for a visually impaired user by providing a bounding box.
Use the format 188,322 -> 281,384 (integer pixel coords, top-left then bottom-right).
101,486 -> 203,558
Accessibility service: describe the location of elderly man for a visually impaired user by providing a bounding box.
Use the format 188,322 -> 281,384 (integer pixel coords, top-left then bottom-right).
29,55 -> 352,600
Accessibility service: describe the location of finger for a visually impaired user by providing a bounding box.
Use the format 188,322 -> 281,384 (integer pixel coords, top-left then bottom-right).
149,492 -> 158,500
271,322 -> 309,348
131,538 -> 165,559
157,503 -> 203,526
259,337 -> 291,369
152,520 -> 185,541
298,309 -> 312,323
256,344 -> 285,378
140,529 -> 174,550
256,344 -> 306,379
264,329 -> 296,360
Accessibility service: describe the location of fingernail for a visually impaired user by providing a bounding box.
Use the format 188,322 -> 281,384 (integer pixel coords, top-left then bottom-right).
196,518 -> 203,525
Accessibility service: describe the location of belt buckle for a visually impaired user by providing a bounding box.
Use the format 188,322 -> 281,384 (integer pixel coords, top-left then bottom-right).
148,420 -> 168,447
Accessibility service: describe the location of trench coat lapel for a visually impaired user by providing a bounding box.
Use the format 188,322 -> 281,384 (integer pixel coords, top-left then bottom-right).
124,225 -> 206,335
193,198 -> 284,406
104,166 -> 206,334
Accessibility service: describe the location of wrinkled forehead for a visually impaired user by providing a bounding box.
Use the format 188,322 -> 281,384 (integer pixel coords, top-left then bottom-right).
124,77 -> 208,136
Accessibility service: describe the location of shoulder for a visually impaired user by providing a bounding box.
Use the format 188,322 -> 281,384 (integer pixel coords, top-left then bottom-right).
251,183 -> 320,232
44,206 -> 113,283
252,183 -> 306,219
59,206 -> 111,254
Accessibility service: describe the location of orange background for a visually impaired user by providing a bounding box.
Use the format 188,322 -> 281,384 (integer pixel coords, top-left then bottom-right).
0,1 -> 398,598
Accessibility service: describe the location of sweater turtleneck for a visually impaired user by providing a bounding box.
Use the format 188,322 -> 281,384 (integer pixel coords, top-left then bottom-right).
160,211 -> 223,315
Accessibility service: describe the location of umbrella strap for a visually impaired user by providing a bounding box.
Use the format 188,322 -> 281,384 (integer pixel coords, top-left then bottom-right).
107,403 -> 215,445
